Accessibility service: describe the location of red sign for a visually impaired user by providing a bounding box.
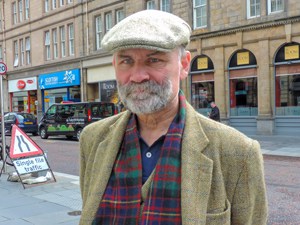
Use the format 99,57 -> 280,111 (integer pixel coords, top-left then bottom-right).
27,79 -> 34,84
0,62 -> 7,75
10,125 -> 44,159
17,80 -> 26,89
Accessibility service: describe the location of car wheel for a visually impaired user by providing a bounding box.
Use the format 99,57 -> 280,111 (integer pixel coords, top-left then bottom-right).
40,127 -> 49,139
66,135 -> 73,140
76,128 -> 82,141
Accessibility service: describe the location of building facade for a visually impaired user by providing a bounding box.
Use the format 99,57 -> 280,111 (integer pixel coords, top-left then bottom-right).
0,0 -> 299,135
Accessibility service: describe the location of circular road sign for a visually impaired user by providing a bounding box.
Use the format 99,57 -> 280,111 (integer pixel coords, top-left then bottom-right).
0,62 -> 7,75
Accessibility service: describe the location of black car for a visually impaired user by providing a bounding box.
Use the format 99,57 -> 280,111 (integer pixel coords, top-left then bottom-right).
0,112 -> 38,136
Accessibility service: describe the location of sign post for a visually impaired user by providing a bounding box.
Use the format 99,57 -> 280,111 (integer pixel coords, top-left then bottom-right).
0,62 -> 7,173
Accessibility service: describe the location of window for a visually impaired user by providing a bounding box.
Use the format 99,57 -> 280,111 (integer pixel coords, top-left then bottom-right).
45,0 -> 50,12
67,0 -> 73,3
68,24 -> 74,56
193,0 -> 207,29
45,31 -> 51,60
19,0 -> 23,22
268,0 -> 283,14
25,0 -> 30,20
53,29 -> 58,58
276,75 -> 300,116
20,39 -> 24,66
60,26 -> 66,57
13,2 -> 18,24
248,0 -> 260,18
60,0 -> 64,7
52,0 -> 57,9
160,0 -> 171,12
105,12 -> 112,33
25,37 -> 31,64
0,46 -> 3,61
116,9 -> 125,23
146,0 -> 155,9
14,41 -> 19,67
95,16 -> 102,50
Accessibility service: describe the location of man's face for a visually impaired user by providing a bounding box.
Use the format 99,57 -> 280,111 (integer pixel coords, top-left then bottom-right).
113,48 -> 190,114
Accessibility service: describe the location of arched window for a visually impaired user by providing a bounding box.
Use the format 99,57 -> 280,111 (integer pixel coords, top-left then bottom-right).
275,42 -> 300,116
229,49 -> 258,116
190,54 -> 214,115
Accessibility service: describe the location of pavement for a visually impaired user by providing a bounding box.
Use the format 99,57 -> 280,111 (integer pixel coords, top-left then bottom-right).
0,134 -> 299,225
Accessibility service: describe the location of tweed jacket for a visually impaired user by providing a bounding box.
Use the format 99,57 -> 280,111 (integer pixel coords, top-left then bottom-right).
79,103 -> 268,225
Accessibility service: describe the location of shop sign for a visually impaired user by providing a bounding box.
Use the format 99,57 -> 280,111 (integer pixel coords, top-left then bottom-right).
197,57 -> 208,70
237,52 -> 249,65
39,69 -> 80,89
100,80 -> 118,103
285,45 -> 299,60
8,77 -> 37,92
17,80 -> 26,89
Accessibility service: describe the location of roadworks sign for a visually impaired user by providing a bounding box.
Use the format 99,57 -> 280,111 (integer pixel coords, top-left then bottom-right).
9,125 -> 43,159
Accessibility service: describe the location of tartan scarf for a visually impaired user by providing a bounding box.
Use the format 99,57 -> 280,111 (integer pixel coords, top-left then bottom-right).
93,91 -> 186,225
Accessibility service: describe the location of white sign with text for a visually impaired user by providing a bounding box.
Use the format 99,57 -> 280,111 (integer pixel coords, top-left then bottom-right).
13,156 -> 49,175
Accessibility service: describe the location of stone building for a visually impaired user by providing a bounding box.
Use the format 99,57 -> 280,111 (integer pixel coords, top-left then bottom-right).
1,0 -> 299,135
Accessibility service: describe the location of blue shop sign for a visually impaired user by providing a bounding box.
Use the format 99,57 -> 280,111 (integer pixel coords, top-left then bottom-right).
39,69 -> 80,89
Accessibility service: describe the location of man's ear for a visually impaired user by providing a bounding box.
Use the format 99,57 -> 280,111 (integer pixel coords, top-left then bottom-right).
180,51 -> 191,80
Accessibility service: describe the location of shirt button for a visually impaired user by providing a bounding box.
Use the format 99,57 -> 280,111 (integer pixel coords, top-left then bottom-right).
146,152 -> 152,158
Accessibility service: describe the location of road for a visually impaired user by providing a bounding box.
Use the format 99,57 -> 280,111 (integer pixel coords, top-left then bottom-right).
2,135 -> 300,224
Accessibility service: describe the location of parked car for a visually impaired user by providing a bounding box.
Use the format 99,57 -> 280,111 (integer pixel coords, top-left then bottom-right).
0,112 -> 38,136
38,101 -> 116,141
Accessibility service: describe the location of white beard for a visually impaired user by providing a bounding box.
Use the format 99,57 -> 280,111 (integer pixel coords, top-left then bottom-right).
117,78 -> 173,114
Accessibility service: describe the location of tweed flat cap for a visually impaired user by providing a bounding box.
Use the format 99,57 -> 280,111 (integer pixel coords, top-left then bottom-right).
101,10 -> 191,52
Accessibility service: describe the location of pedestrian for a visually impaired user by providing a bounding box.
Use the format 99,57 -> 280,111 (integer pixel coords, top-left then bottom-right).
208,101 -> 220,122
79,10 -> 268,225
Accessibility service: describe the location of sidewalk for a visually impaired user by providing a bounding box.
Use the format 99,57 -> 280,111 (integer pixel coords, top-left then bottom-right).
0,170 -> 81,225
0,134 -> 299,225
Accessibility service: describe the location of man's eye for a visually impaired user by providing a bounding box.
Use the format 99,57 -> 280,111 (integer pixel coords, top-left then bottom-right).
148,58 -> 161,63
121,58 -> 133,64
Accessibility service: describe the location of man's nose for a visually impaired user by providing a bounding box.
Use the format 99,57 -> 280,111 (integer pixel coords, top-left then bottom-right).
130,64 -> 150,83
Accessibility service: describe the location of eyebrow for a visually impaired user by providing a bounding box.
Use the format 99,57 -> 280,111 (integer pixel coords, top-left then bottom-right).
116,51 -> 167,58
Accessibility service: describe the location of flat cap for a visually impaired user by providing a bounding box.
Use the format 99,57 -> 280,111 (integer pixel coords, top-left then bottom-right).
101,10 -> 191,52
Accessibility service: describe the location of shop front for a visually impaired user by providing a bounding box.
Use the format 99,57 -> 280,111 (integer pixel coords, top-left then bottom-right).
8,77 -> 38,115
190,54 -> 215,116
38,69 -> 81,112
274,42 -> 300,135
228,49 -> 258,134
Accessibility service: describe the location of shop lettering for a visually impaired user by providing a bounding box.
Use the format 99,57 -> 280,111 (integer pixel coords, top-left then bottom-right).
45,76 -> 58,84
17,80 -> 26,89
103,83 -> 115,90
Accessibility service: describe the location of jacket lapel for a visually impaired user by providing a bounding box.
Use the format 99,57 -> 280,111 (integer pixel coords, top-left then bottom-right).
181,104 -> 213,225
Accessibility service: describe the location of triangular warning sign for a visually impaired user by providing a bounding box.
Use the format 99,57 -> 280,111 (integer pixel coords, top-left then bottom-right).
10,125 -> 44,159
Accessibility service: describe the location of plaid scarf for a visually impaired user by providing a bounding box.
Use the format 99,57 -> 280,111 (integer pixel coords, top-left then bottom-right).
93,91 -> 186,225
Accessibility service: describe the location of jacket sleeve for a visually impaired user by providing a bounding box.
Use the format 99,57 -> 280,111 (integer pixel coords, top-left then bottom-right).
231,140 -> 268,225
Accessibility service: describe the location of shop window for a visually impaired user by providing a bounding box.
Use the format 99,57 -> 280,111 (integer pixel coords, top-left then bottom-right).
230,78 -> 258,116
275,42 -> 300,116
190,54 -> 215,116
275,74 -> 300,116
192,82 -> 214,116
229,49 -> 258,117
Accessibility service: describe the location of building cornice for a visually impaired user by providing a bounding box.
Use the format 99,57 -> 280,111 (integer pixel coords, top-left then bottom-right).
190,16 -> 300,40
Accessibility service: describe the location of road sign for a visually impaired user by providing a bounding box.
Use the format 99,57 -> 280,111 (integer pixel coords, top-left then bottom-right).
9,125 -> 44,159
0,62 -> 7,75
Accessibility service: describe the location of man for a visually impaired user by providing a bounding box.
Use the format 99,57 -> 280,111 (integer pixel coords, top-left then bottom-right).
79,10 -> 268,225
208,101 -> 220,122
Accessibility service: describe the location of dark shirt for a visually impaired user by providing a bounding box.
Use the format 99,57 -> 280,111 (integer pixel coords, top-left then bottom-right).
139,134 -> 165,184
209,106 -> 220,122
